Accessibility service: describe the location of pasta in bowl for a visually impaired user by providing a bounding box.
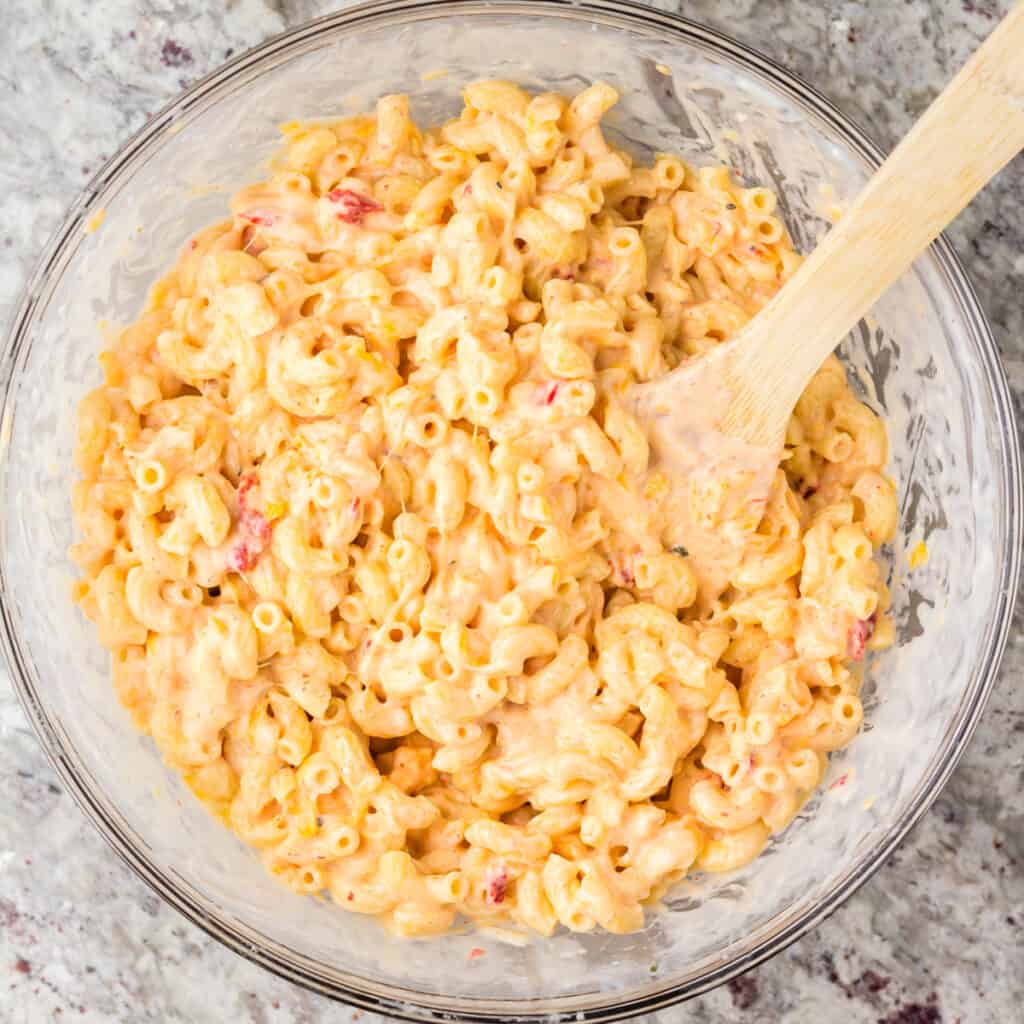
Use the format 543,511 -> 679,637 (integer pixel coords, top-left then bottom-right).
71,79 -> 897,938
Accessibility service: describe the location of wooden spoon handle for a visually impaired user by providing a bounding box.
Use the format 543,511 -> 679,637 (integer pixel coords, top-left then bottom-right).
725,2 -> 1024,444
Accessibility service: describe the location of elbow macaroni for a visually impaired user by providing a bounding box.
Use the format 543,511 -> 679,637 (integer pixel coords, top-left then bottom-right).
71,81 -> 896,938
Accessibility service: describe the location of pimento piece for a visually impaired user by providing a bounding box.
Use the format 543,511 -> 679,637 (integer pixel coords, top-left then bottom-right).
241,211 -> 276,227
327,188 -> 382,224
829,772 -> 850,792
468,947 -> 485,960
227,541 -> 256,573
610,556 -> 635,588
244,509 -> 272,547
237,473 -> 258,504
551,266 -> 576,281
847,612 -> 877,661
227,473 -> 273,573
485,866 -> 508,905
544,382 -> 559,406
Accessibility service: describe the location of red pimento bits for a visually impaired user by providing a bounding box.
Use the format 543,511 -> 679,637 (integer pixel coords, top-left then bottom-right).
227,474 -> 273,572
847,612 -> 877,660
485,866 -> 508,905
241,211 -> 275,227
237,473 -> 258,507
189,239 -> 199,250
237,475 -> 271,543
829,772 -> 850,791
545,383 -> 559,405
327,188 -> 382,224
468,947 -> 485,960
610,556 -> 634,588
242,509 -> 272,547
227,540 -> 256,573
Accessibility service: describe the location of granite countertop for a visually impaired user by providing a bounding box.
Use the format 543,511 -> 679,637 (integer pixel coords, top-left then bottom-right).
1,1 -> 1021,1021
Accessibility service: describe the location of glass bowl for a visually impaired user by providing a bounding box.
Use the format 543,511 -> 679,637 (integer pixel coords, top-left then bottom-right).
1,1 -> 1019,1020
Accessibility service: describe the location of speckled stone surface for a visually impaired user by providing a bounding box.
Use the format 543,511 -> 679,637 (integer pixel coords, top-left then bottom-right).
0,1 -> 1021,1022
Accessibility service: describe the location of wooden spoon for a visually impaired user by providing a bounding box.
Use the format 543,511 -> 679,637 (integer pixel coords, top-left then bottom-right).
628,4 -> 1024,605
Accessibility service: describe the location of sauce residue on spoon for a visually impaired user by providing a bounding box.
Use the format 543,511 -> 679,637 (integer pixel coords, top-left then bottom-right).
627,343 -> 781,606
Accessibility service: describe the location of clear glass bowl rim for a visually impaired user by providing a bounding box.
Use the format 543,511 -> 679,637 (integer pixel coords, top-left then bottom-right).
1,1 -> 1020,1021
